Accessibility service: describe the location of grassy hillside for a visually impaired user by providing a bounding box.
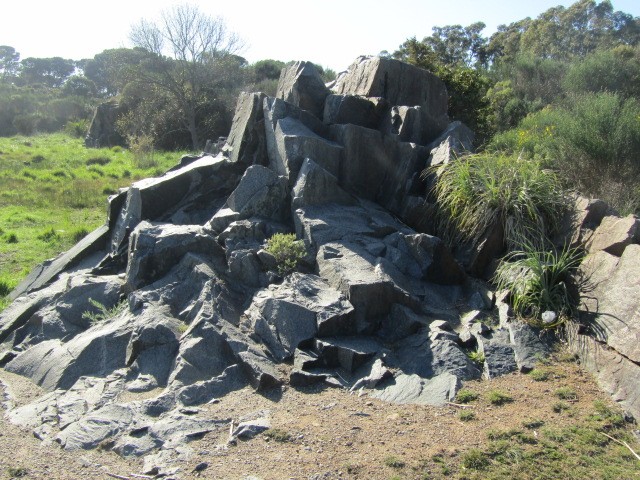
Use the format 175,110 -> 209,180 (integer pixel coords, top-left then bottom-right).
0,133 -> 187,311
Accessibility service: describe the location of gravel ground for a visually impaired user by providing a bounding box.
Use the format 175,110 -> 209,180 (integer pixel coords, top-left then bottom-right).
0,354 -> 632,480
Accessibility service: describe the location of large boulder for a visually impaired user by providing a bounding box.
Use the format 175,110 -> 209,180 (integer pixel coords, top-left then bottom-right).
332,56 -> 449,143
276,61 -> 330,119
85,101 -> 125,148
222,92 -> 267,167
208,165 -> 288,232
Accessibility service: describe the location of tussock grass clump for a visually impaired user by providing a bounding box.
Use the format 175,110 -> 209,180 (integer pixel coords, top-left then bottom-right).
426,153 -> 567,251
494,244 -> 582,327
456,389 -> 479,404
488,390 -> 514,406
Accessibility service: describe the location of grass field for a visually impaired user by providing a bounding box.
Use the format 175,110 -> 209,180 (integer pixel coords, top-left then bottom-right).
0,133 -> 187,311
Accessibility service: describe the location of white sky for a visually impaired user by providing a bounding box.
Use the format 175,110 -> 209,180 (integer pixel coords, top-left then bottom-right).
2,0 -> 639,72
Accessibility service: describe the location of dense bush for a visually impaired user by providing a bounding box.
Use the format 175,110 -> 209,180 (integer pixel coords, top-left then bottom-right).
427,153 -> 567,251
265,233 -> 306,276
488,92 -> 640,213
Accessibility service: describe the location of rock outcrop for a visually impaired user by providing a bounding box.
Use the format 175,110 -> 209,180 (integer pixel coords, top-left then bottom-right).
4,55 -> 634,474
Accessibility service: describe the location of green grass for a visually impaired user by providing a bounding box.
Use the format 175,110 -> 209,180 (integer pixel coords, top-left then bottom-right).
493,244 -> 583,327
456,389 -> 480,404
487,390 -> 514,406
0,133 -> 187,312
459,410 -> 476,421
528,368 -> 551,381
425,153 -> 568,251
383,456 -> 406,469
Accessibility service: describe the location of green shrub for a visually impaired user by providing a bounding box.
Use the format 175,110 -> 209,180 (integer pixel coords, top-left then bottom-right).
86,156 -> 111,166
5,232 -> 18,243
265,233 -> 306,276
426,153 -> 567,251
264,428 -> 292,443
467,348 -> 485,365
555,387 -> 578,401
71,227 -> 90,243
553,401 -> 571,413
461,449 -> 489,470
494,244 -> 582,326
456,389 -> 479,404
128,134 -> 157,169
528,369 -> 550,381
383,456 -> 405,468
459,410 -> 476,421
37,227 -> 60,242
488,390 -> 513,406
64,120 -> 89,138
81,298 -> 127,324
0,279 -> 13,297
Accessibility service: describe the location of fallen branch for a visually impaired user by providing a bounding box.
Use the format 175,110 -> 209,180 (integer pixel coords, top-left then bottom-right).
601,432 -> 640,461
105,473 -> 130,480
446,402 -> 473,409
130,475 -> 155,479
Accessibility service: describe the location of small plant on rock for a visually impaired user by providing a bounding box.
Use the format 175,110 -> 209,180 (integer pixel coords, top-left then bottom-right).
82,298 -> 127,324
384,456 -> 405,469
467,348 -> 485,365
265,233 -> 306,276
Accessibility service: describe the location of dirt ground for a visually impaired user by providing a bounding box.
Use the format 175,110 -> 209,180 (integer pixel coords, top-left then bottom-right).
0,351 -> 637,480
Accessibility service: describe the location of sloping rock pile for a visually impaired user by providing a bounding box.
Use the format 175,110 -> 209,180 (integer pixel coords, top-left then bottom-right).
1,56 -> 627,473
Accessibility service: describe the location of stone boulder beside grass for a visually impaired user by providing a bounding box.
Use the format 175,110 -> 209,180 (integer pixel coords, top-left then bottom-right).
1,55 -> 639,474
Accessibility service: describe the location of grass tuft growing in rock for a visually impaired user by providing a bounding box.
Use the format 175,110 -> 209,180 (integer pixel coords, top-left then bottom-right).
494,243 -> 582,327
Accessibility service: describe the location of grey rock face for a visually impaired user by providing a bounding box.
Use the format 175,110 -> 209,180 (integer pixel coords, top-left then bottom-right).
323,94 -> 387,129
276,61 -> 330,119
223,92 -> 267,167
579,244 -> 640,363
588,214 -> 639,256
125,222 -> 220,292
332,56 -> 448,143
244,274 -> 355,360
372,372 -> 461,406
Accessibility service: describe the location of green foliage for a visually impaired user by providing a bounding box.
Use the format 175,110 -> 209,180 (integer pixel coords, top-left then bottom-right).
487,390 -> 513,406
5,232 -> 18,243
127,134 -> 157,169
427,153 -> 567,252
264,428 -> 292,443
383,456 -> 405,468
65,119 -> 89,138
528,369 -> 550,381
494,245 -> 583,326
459,410 -> 476,421
461,448 -> 489,470
553,401 -> 571,413
555,387 -> 578,401
489,91 -> 640,214
6,466 -> 28,477
522,419 -> 545,429
72,227 -> 90,243
265,233 -> 306,276
81,298 -> 126,324
37,227 -> 60,242
467,348 -> 485,365
456,389 -> 479,404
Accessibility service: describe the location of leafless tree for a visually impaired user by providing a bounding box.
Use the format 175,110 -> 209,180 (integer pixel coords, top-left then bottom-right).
129,4 -> 244,149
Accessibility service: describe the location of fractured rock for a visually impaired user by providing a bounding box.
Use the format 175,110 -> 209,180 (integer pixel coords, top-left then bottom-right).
276,61 -> 330,119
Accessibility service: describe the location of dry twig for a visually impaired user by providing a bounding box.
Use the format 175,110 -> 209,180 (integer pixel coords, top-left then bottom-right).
601,432 -> 640,461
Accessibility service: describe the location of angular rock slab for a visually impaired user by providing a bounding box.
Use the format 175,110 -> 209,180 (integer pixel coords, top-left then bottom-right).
588,214 -> 639,256
125,222 -> 220,292
579,244 -> 640,363
276,61 -> 330,119
208,164 -> 288,232
332,56 -> 448,142
244,273 -> 355,360
223,92 -> 267,167
372,372 -> 461,406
